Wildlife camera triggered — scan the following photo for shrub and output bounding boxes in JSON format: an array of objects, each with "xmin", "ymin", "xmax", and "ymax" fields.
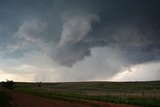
[{"xmin": 1, "ymin": 80, "xmax": 15, "ymax": 89}]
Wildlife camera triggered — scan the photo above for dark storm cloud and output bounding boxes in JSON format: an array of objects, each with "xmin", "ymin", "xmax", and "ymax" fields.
[
  {"xmin": 52, "ymin": 0, "xmax": 160, "ymax": 66},
  {"xmin": 0, "ymin": 0, "xmax": 160, "ymax": 67}
]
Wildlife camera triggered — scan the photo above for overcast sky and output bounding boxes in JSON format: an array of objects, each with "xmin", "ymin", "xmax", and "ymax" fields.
[{"xmin": 0, "ymin": 0, "xmax": 160, "ymax": 82}]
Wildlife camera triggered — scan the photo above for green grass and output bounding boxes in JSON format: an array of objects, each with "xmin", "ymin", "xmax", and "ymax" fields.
[
  {"xmin": 0, "ymin": 90, "xmax": 11, "ymax": 107},
  {"xmin": 14, "ymin": 81, "xmax": 160, "ymax": 107}
]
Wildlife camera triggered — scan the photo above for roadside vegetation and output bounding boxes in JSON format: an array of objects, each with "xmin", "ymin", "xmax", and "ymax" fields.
[
  {"xmin": 1, "ymin": 80, "xmax": 15, "ymax": 89},
  {"xmin": 0, "ymin": 80, "xmax": 15, "ymax": 107},
  {"xmin": 14, "ymin": 81, "xmax": 160, "ymax": 107},
  {"xmin": 0, "ymin": 90, "xmax": 11, "ymax": 107}
]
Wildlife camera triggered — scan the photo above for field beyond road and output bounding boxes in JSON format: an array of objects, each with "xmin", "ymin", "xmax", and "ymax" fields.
[
  {"xmin": 1, "ymin": 89, "xmax": 141, "ymax": 107},
  {"xmin": 1, "ymin": 81, "xmax": 160, "ymax": 107}
]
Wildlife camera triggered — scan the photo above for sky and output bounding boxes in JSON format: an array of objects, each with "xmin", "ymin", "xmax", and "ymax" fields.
[{"xmin": 0, "ymin": 0, "xmax": 160, "ymax": 82}]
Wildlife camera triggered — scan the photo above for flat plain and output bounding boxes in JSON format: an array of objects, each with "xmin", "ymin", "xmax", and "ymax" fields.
[{"xmin": 0, "ymin": 81, "xmax": 160, "ymax": 107}]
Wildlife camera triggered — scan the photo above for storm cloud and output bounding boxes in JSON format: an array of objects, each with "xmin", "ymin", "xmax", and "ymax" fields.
[{"xmin": 0, "ymin": 0, "xmax": 160, "ymax": 81}]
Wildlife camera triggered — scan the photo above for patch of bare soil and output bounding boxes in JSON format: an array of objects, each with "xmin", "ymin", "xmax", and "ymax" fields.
[{"xmin": 2, "ymin": 90, "xmax": 140, "ymax": 107}]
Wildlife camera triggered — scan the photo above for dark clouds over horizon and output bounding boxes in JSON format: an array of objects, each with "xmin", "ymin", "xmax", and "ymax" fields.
[{"xmin": 0, "ymin": 0, "xmax": 160, "ymax": 81}]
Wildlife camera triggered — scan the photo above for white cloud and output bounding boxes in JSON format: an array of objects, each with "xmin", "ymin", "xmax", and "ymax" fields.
[
  {"xmin": 15, "ymin": 19, "xmax": 47, "ymax": 45},
  {"xmin": 0, "ymin": 70, "xmax": 35, "ymax": 82},
  {"xmin": 58, "ymin": 13, "xmax": 100, "ymax": 46},
  {"xmin": 0, "ymin": 47, "xmax": 126, "ymax": 82},
  {"xmin": 111, "ymin": 62, "xmax": 160, "ymax": 81},
  {"xmin": 1, "ymin": 45, "xmax": 159, "ymax": 82},
  {"xmin": 34, "ymin": 47, "xmax": 127, "ymax": 82}
]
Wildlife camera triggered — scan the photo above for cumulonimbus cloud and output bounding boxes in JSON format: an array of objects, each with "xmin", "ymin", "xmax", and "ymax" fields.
[
  {"xmin": 16, "ymin": 19, "xmax": 47, "ymax": 43},
  {"xmin": 52, "ymin": 12, "xmax": 100, "ymax": 67},
  {"xmin": 0, "ymin": 0, "xmax": 160, "ymax": 82},
  {"xmin": 58, "ymin": 13, "xmax": 100, "ymax": 47}
]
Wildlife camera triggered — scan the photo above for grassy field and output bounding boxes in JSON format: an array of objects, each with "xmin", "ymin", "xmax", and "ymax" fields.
[
  {"xmin": 0, "ymin": 90, "xmax": 11, "ymax": 107},
  {"xmin": 13, "ymin": 81, "xmax": 160, "ymax": 107}
]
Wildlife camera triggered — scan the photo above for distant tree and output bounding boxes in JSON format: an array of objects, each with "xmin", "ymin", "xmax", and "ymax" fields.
[
  {"xmin": 1, "ymin": 80, "xmax": 15, "ymax": 89},
  {"xmin": 37, "ymin": 82, "xmax": 42, "ymax": 87}
]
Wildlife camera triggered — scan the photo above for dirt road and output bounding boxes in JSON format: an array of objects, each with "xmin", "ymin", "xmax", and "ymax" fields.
[{"xmin": 2, "ymin": 90, "xmax": 140, "ymax": 107}]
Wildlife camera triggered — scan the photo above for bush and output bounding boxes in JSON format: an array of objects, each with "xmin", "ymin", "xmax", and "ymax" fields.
[{"xmin": 1, "ymin": 80, "xmax": 15, "ymax": 89}]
